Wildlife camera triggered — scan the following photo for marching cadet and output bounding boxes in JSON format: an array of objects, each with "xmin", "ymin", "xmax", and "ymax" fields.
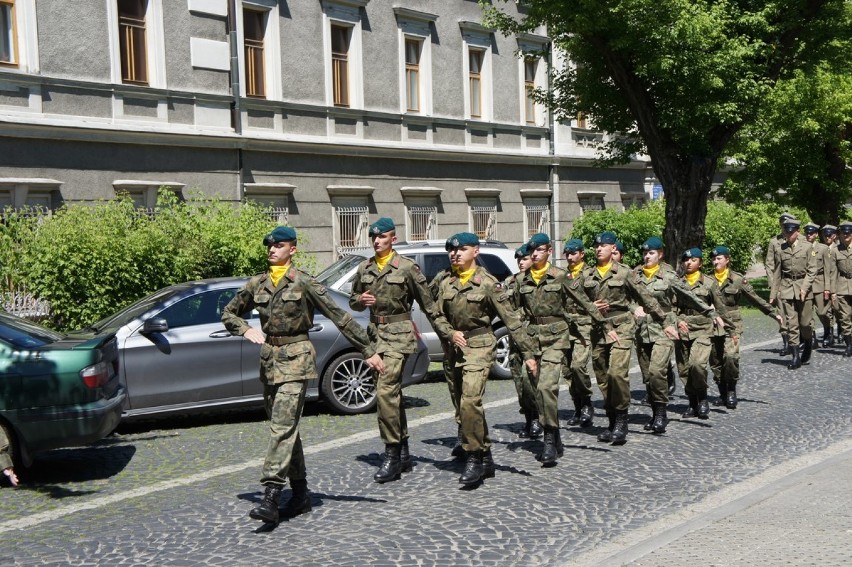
[
  {"xmin": 222, "ymin": 226, "xmax": 384, "ymax": 524},
  {"xmin": 821, "ymin": 224, "xmax": 840, "ymax": 345},
  {"xmin": 830, "ymin": 221, "xmax": 852, "ymax": 357},
  {"xmin": 708, "ymin": 246, "xmax": 783, "ymax": 409},
  {"xmin": 632, "ymin": 237, "xmax": 715, "ymax": 434},
  {"xmin": 512, "ymin": 233, "xmax": 618, "ymax": 464},
  {"xmin": 613, "ymin": 240, "xmax": 626, "ymax": 264},
  {"xmin": 766, "ymin": 213, "xmax": 795, "ymax": 355},
  {"xmin": 350, "ymin": 218, "xmax": 455, "ymax": 483},
  {"xmin": 562, "ymin": 238, "xmax": 596, "ymax": 428},
  {"xmin": 804, "ymin": 223, "xmax": 836, "ymax": 348},
  {"xmin": 582, "ymin": 231, "xmax": 675, "ymax": 445},
  {"xmin": 769, "ymin": 218, "xmax": 818, "ymax": 369},
  {"xmin": 505, "ymin": 244, "xmax": 542, "ymax": 439},
  {"xmin": 435, "ymin": 233, "xmax": 538, "ymax": 485}
]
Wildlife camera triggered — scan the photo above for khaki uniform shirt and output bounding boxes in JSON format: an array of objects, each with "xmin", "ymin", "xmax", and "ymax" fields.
[
  {"xmin": 710, "ymin": 271, "xmax": 776, "ymax": 335},
  {"xmin": 809, "ymin": 241, "xmax": 834, "ymax": 294},
  {"xmin": 771, "ymin": 234, "xmax": 818, "ymax": 301},
  {"xmin": 632, "ymin": 266, "xmax": 715, "ymax": 344},
  {"xmin": 765, "ymin": 233, "xmax": 785, "ymax": 293},
  {"xmin": 222, "ymin": 266, "xmax": 373, "ymax": 384},
  {"xmin": 350, "ymin": 251, "xmax": 454, "ymax": 354},
  {"xmin": 832, "ymin": 243, "xmax": 852, "ymax": 296}
]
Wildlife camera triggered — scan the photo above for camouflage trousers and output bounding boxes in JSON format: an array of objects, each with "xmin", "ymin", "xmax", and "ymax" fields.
[
  {"xmin": 591, "ymin": 336, "xmax": 635, "ymax": 413},
  {"xmin": 376, "ymin": 352, "xmax": 410, "ymax": 445},
  {"xmin": 710, "ymin": 334, "xmax": 740, "ymax": 385},
  {"xmin": 509, "ymin": 343, "xmax": 537, "ymax": 417},
  {"xmin": 448, "ymin": 343, "xmax": 494, "ymax": 452},
  {"xmin": 261, "ymin": 380, "xmax": 307, "ymax": 486},
  {"xmin": 441, "ymin": 342, "xmax": 460, "ymax": 425},
  {"xmin": 675, "ymin": 336, "xmax": 712, "ymax": 398},
  {"xmin": 567, "ymin": 330, "xmax": 594, "ymax": 404},
  {"xmin": 636, "ymin": 338, "xmax": 674, "ymax": 405},
  {"xmin": 534, "ymin": 346, "xmax": 567, "ymax": 429}
]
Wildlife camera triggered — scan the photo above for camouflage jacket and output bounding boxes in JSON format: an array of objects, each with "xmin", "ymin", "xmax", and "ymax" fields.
[
  {"xmin": 709, "ymin": 270, "xmax": 776, "ymax": 335},
  {"xmin": 222, "ymin": 266, "xmax": 373, "ymax": 384},
  {"xmin": 676, "ymin": 273, "xmax": 728, "ymax": 339},
  {"xmin": 631, "ymin": 265, "xmax": 713, "ymax": 344},
  {"xmin": 350, "ymin": 251, "xmax": 454, "ymax": 354}
]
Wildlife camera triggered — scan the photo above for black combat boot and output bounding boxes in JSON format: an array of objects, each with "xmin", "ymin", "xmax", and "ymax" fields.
[
  {"xmin": 801, "ymin": 338, "xmax": 813, "ymax": 364},
  {"xmin": 540, "ymin": 428, "xmax": 559, "ymax": 465},
  {"xmin": 823, "ymin": 326, "xmax": 835, "ymax": 348},
  {"xmin": 250, "ymin": 484, "xmax": 282, "ymax": 523},
  {"xmin": 374, "ymin": 444, "xmax": 402, "ymax": 483},
  {"xmin": 399, "ymin": 438, "xmax": 412, "ymax": 473},
  {"xmin": 651, "ymin": 403, "xmax": 668, "ymax": 434},
  {"xmin": 725, "ymin": 382, "xmax": 738, "ymax": 409},
  {"xmin": 579, "ymin": 398, "xmax": 594, "ymax": 428},
  {"xmin": 482, "ymin": 449, "xmax": 496, "ymax": 479},
  {"xmin": 779, "ymin": 333, "xmax": 790, "ymax": 356},
  {"xmin": 519, "ymin": 412, "xmax": 533, "ymax": 437},
  {"xmin": 714, "ymin": 380, "xmax": 728, "ymax": 406},
  {"xmin": 597, "ymin": 412, "xmax": 615, "ymax": 442},
  {"xmin": 555, "ymin": 427, "xmax": 564, "ymax": 457},
  {"xmin": 566, "ymin": 398, "xmax": 582, "ymax": 426},
  {"xmin": 696, "ymin": 395, "xmax": 710, "ymax": 419},
  {"xmin": 844, "ymin": 335, "xmax": 852, "ymax": 357},
  {"xmin": 459, "ymin": 450, "xmax": 484, "ymax": 485},
  {"xmin": 610, "ymin": 411, "xmax": 628, "ymax": 445},
  {"xmin": 682, "ymin": 396, "xmax": 698, "ymax": 418},
  {"xmin": 281, "ymin": 479, "xmax": 312, "ymax": 518},
  {"xmin": 667, "ymin": 363, "xmax": 678, "ymax": 396},
  {"xmin": 451, "ymin": 425, "xmax": 465, "ymax": 458},
  {"xmin": 787, "ymin": 345, "xmax": 802, "ymax": 369},
  {"xmin": 643, "ymin": 408, "xmax": 655, "ymax": 431},
  {"xmin": 529, "ymin": 410, "xmax": 543, "ymax": 438}
]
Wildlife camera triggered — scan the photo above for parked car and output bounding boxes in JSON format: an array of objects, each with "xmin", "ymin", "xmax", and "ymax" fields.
[
  {"xmin": 0, "ymin": 310, "xmax": 125, "ymax": 468},
  {"xmin": 72, "ymin": 278, "xmax": 429, "ymax": 420},
  {"xmin": 314, "ymin": 240, "xmax": 520, "ymax": 378}
]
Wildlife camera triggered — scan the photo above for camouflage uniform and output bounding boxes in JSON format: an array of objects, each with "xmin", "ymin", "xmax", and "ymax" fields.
[
  {"xmin": 564, "ymin": 266, "xmax": 595, "ymax": 425},
  {"xmin": 503, "ymin": 270, "xmax": 539, "ymax": 427},
  {"xmin": 429, "ymin": 267, "xmax": 459, "ymax": 428},
  {"xmin": 222, "ymin": 265, "xmax": 373, "ymax": 487}
]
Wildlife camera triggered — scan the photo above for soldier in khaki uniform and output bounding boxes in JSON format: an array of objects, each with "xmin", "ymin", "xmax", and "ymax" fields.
[
  {"xmin": 708, "ymin": 246, "xmax": 782, "ymax": 408},
  {"xmin": 822, "ymin": 224, "xmax": 840, "ymax": 343},
  {"xmin": 770, "ymin": 218, "xmax": 818, "ymax": 369},
  {"xmin": 1, "ymin": 427, "xmax": 19, "ymax": 487},
  {"xmin": 562, "ymin": 238, "xmax": 595, "ymax": 428},
  {"xmin": 511, "ymin": 232, "xmax": 618, "ymax": 465},
  {"xmin": 766, "ymin": 213, "xmax": 794, "ymax": 355},
  {"xmin": 435, "ymin": 232, "xmax": 538, "ymax": 485},
  {"xmin": 350, "ymin": 218, "xmax": 455, "ymax": 483},
  {"xmin": 505, "ymin": 244, "xmax": 542, "ymax": 439},
  {"xmin": 805, "ymin": 223, "xmax": 836, "ymax": 347},
  {"xmin": 222, "ymin": 226, "xmax": 383, "ymax": 524},
  {"xmin": 830, "ymin": 222, "xmax": 852, "ymax": 356},
  {"xmin": 582, "ymin": 231, "xmax": 675, "ymax": 445}
]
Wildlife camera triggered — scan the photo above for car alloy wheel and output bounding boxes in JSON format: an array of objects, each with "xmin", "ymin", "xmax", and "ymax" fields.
[
  {"xmin": 491, "ymin": 326, "xmax": 512, "ymax": 379},
  {"xmin": 321, "ymin": 352, "xmax": 378, "ymax": 415}
]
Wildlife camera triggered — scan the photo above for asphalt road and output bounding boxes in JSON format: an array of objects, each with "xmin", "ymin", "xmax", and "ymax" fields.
[{"xmin": 1, "ymin": 310, "xmax": 850, "ymax": 566}]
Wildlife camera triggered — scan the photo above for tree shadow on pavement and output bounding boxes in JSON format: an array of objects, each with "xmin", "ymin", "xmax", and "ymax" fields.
[{"xmin": 17, "ymin": 445, "xmax": 137, "ymax": 496}]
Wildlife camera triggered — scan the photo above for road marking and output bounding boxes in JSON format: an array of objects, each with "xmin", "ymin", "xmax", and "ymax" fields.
[{"xmin": 0, "ymin": 336, "xmax": 782, "ymax": 534}]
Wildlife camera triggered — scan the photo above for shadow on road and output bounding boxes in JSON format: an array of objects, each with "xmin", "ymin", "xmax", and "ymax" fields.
[{"xmin": 17, "ymin": 444, "xmax": 137, "ymax": 494}]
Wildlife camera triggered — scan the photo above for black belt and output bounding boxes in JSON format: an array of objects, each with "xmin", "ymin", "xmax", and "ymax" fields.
[
  {"xmin": 370, "ymin": 313, "xmax": 410, "ymax": 324},
  {"xmin": 782, "ymin": 272, "xmax": 805, "ymax": 279},
  {"xmin": 530, "ymin": 316, "xmax": 563, "ymax": 325},
  {"xmin": 462, "ymin": 326, "xmax": 492, "ymax": 338},
  {"xmin": 266, "ymin": 334, "xmax": 309, "ymax": 346}
]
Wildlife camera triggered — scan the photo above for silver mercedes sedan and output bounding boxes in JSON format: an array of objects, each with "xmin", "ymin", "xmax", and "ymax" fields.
[{"xmin": 78, "ymin": 278, "xmax": 430, "ymax": 419}]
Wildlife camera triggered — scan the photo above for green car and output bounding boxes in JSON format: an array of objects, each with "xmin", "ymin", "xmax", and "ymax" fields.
[{"xmin": 0, "ymin": 310, "xmax": 125, "ymax": 468}]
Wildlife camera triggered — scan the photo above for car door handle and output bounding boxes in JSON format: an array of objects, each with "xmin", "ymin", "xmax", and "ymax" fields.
[
  {"xmin": 310, "ymin": 324, "xmax": 323, "ymax": 332},
  {"xmin": 209, "ymin": 330, "xmax": 233, "ymax": 338}
]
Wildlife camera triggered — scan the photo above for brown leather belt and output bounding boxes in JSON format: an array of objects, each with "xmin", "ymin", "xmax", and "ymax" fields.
[
  {"xmin": 530, "ymin": 315, "xmax": 563, "ymax": 325},
  {"xmin": 463, "ymin": 327, "xmax": 492, "ymax": 338},
  {"xmin": 266, "ymin": 334, "xmax": 309, "ymax": 346},
  {"xmin": 370, "ymin": 313, "xmax": 410, "ymax": 324}
]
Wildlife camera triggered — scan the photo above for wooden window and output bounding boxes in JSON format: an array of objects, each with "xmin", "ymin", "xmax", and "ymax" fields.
[
  {"xmin": 243, "ymin": 8, "xmax": 266, "ymax": 98},
  {"xmin": 331, "ymin": 24, "xmax": 350, "ymax": 107},
  {"xmin": 118, "ymin": 0, "xmax": 148, "ymax": 84},
  {"xmin": 576, "ymin": 112, "xmax": 587, "ymax": 129},
  {"xmin": 469, "ymin": 48, "xmax": 484, "ymax": 118},
  {"xmin": 405, "ymin": 38, "xmax": 421, "ymax": 112},
  {"xmin": 0, "ymin": 0, "xmax": 17, "ymax": 66},
  {"xmin": 524, "ymin": 58, "xmax": 537, "ymax": 124}
]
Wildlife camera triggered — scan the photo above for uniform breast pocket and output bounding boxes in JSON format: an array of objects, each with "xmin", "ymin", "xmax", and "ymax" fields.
[
  {"xmin": 253, "ymin": 292, "xmax": 272, "ymax": 306},
  {"xmin": 360, "ymin": 274, "xmax": 376, "ymax": 285},
  {"xmin": 543, "ymin": 284, "xmax": 562, "ymax": 293},
  {"xmin": 281, "ymin": 291, "xmax": 303, "ymax": 316},
  {"xmin": 607, "ymin": 279, "xmax": 625, "ymax": 289},
  {"xmin": 386, "ymin": 274, "xmax": 407, "ymax": 286}
]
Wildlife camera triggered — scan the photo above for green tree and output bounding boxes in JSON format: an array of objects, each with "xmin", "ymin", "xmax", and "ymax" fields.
[{"xmin": 485, "ymin": 0, "xmax": 850, "ymax": 265}]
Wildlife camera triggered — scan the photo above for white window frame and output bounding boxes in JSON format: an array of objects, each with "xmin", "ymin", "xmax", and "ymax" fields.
[
  {"xmin": 467, "ymin": 195, "xmax": 499, "ymax": 241},
  {"xmin": 235, "ymin": 0, "xmax": 282, "ymax": 100},
  {"xmin": 517, "ymin": 35, "xmax": 548, "ymax": 127},
  {"xmin": 394, "ymin": 7, "xmax": 435, "ymax": 116},
  {"xmin": 321, "ymin": 0, "xmax": 367, "ymax": 110},
  {"xmin": 523, "ymin": 199, "xmax": 551, "ymax": 240},
  {"xmin": 0, "ymin": 0, "xmax": 37, "ymax": 73},
  {"xmin": 405, "ymin": 201, "xmax": 438, "ymax": 242},
  {"xmin": 107, "ymin": 0, "xmax": 167, "ymax": 88},
  {"xmin": 460, "ymin": 22, "xmax": 492, "ymax": 122},
  {"xmin": 332, "ymin": 203, "xmax": 370, "ymax": 259}
]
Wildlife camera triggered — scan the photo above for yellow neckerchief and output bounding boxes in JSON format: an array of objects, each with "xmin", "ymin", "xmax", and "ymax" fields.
[
  {"xmin": 596, "ymin": 261, "xmax": 613, "ymax": 279},
  {"xmin": 374, "ymin": 250, "xmax": 393, "ymax": 272},
  {"xmin": 685, "ymin": 271, "xmax": 702, "ymax": 286},
  {"xmin": 452, "ymin": 264, "xmax": 477, "ymax": 286},
  {"xmin": 570, "ymin": 261, "xmax": 585, "ymax": 280},
  {"xmin": 269, "ymin": 263, "xmax": 290, "ymax": 287},
  {"xmin": 714, "ymin": 267, "xmax": 730, "ymax": 286},
  {"xmin": 642, "ymin": 264, "xmax": 660, "ymax": 280},
  {"xmin": 530, "ymin": 262, "xmax": 550, "ymax": 284}
]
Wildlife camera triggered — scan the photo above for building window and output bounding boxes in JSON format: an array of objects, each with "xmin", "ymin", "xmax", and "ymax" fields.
[
  {"xmin": 243, "ymin": 8, "xmax": 266, "ymax": 98},
  {"xmin": 0, "ymin": 0, "xmax": 16, "ymax": 66},
  {"xmin": 333, "ymin": 204, "xmax": 370, "ymax": 258},
  {"xmin": 243, "ymin": 183, "xmax": 294, "ymax": 224},
  {"xmin": 469, "ymin": 201, "xmax": 497, "ymax": 240},
  {"xmin": 404, "ymin": 38, "xmax": 421, "ymax": 112},
  {"xmin": 621, "ymin": 194, "xmax": 645, "ymax": 211},
  {"xmin": 524, "ymin": 201, "xmax": 550, "ymax": 239},
  {"xmin": 406, "ymin": 205, "xmax": 437, "ymax": 241},
  {"xmin": 331, "ymin": 24, "xmax": 350, "ymax": 107},
  {"xmin": 0, "ymin": 180, "xmax": 62, "ymax": 217},
  {"xmin": 576, "ymin": 112, "xmax": 587, "ymax": 129},
  {"xmin": 579, "ymin": 195, "xmax": 605, "ymax": 213},
  {"xmin": 524, "ymin": 58, "xmax": 537, "ymax": 124},
  {"xmin": 118, "ymin": 0, "xmax": 148, "ymax": 85},
  {"xmin": 113, "ymin": 181, "xmax": 185, "ymax": 218},
  {"xmin": 469, "ymin": 48, "xmax": 484, "ymax": 119}
]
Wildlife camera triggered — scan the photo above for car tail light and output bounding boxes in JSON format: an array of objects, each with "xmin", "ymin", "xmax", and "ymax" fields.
[
  {"xmin": 412, "ymin": 321, "xmax": 422, "ymax": 341},
  {"xmin": 81, "ymin": 361, "xmax": 111, "ymax": 389}
]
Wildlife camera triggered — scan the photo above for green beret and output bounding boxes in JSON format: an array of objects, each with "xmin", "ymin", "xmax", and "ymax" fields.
[
  {"xmin": 710, "ymin": 245, "xmax": 730, "ymax": 257},
  {"xmin": 369, "ymin": 217, "xmax": 396, "ymax": 236},
  {"xmin": 681, "ymin": 247, "xmax": 702, "ymax": 260},
  {"xmin": 594, "ymin": 231, "xmax": 617, "ymax": 245},
  {"xmin": 563, "ymin": 238, "xmax": 584, "ymax": 253},
  {"xmin": 839, "ymin": 221, "xmax": 852, "ymax": 234},
  {"xmin": 448, "ymin": 232, "xmax": 479, "ymax": 248},
  {"xmin": 444, "ymin": 234, "xmax": 457, "ymax": 251},
  {"xmin": 803, "ymin": 222, "xmax": 820, "ymax": 233},
  {"xmin": 527, "ymin": 232, "xmax": 551, "ymax": 248},
  {"xmin": 641, "ymin": 236, "xmax": 664, "ymax": 251},
  {"xmin": 515, "ymin": 244, "xmax": 530, "ymax": 258},
  {"xmin": 615, "ymin": 240, "xmax": 625, "ymax": 253},
  {"xmin": 263, "ymin": 226, "xmax": 297, "ymax": 246}
]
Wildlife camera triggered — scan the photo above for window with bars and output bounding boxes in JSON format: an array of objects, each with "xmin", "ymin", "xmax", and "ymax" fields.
[
  {"xmin": 0, "ymin": 0, "xmax": 16, "ymax": 66},
  {"xmin": 333, "ymin": 205, "xmax": 370, "ymax": 258},
  {"xmin": 118, "ymin": 0, "xmax": 148, "ymax": 85},
  {"xmin": 331, "ymin": 24, "xmax": 350, "ymax": 107},
  {"xmin": 407, "ymin": 205, "xmax": 436, "ymax": 241},
  {"xmin": 524, "ymin": 203, "xmax": 550, "ymax": 239},
  {"xmin": 405, "ymin": 38, "xmax": 421, "ymax": 112},
  {"xmin": 245, "ymin": 194, "xmax": 288, "ymax": 224},
  {"xmin": 243, "ymin": 8, "xmax": 266, "ymax": 98},
  {"xmin": 469, "ymin": 204, "xmax": 497, "ymax": 240},
  {"xmin": 524, "ymin": 58, "xmax": 537, "ymax": 124},
  {"xmin": 469, "ymin": 48, "xmax": 484, "ymax": 118},
  {"xmin": 621, "ymin": 195, "xmax": 645, "ymax": 211},
  {"xmin": 579, "ymin": 196, "xmax": 605, "ymax": 213}
]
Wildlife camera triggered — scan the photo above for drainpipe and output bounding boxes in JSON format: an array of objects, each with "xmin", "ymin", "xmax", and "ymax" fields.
[
  {"xmin": 228, "ymin": 0, "xmax": 244, "ymax": 200},
  {"xmin": 545, "ymin": 41, "xmax": 560, "ymax": 261}
]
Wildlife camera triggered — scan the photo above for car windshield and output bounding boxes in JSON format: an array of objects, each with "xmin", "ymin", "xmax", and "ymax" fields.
[
  {"xmin": 85, "ymin": 286, "xmax": 189, "ymax": 331},
  {"xmin": 0, "ymin": 311, "xmax": 62, "ymax": 348},
  {"xmin": 315, "ymin": 255, "xmax": 365, "ymax": 286}
]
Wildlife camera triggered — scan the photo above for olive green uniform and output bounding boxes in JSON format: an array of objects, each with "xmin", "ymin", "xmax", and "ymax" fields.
[
  {"xmin": 222, "ymin": 266, "xmax": 373, "ymax": 487},
  {"xmin": 436, "ymin": 266, "xmax": 535, "ymax": 452},
  {"xmin": 770, "ymin": 234, "xmax": 818, "ymax": 347},
  {"xmin": 504, "ymin": 271, "xmax": 538, "ymax": 419},
  {"xmin": 809, "ymin": 240, "xmax": 835, "ymax": 340},
  {"xmin": 831, "ymin": 242, "xmax": 852, "ymax": 337},
  {"xmin": 0, "ymin": 427, "xmax": 13, "ymax": 471},
  {"xmin": 565, "ymin": 268, "xmax": 595, "ymax": 413},
  {"xmin": 350, "ymin": 251, "xmax": 454, "ymax": 445},
  {"xmin": 766, "ymin": 234, "xmax": 791, "ymax": 337},
  {"xmin": 429, "ymin": 269, "xmax": 459, "ymax": 425}
]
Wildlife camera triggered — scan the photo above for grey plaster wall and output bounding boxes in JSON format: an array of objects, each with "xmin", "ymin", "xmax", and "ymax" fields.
[
  {"xmin": 37, "ymin": 1, "xmax": 111, "ymax": 81},
  {"xmin": 164, "ymin": 4, "xmax": 230, "ymax": 94},
  {"xmin": 42, "ymin": 87, "xmax": 112, "ymax": 118},
  {"xmin": 361, "ymin": 4, "xmax": 399, "ymax": 113},
  {"xmin": 279, "ymin": 1, "xmax": 325, "ymax": 104}
]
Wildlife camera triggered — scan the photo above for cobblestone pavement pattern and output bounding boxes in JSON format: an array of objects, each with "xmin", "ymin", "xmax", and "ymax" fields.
[{"xmin": 0, "ymin": 311, "xmax": 849, "ymax": 566}]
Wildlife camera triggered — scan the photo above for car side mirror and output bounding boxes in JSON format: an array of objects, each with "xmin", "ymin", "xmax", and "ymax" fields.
[{"xmin": 142, "ymin": 317, "xmax": 169, "ymax": 334}]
